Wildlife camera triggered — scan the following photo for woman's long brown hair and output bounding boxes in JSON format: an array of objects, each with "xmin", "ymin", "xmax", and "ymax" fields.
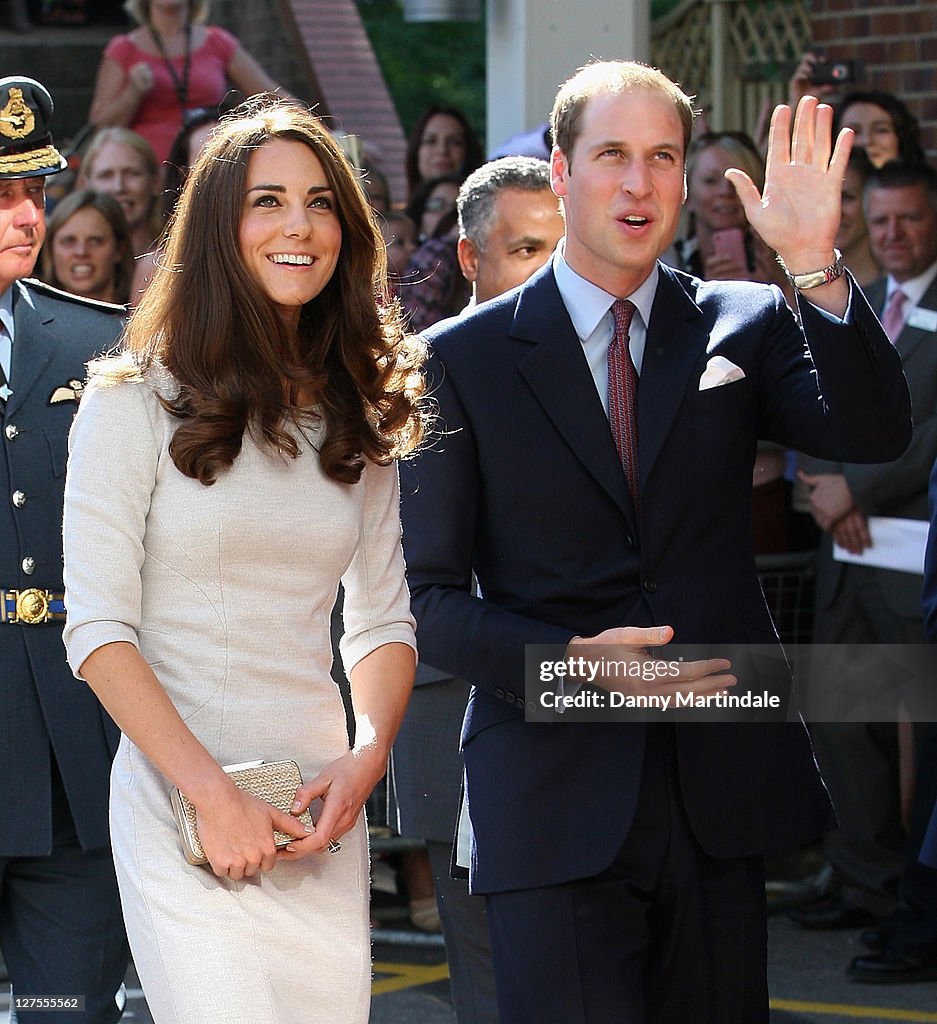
[{"xmin": 104, "ymin": 96, "xmax": 425, "ymax": 486}]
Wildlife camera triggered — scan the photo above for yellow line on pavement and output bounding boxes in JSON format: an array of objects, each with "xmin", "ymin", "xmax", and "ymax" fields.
[
  {"xmin": 771, "ymin": 998, "xmax": 937, "ymax": 1021},
  {"xmin": 372, "ymin": 960, "xmax": 450, "ymax": 995},
  {"xmin": 372, "ymin": 969, "xmax": 937, "ymax": 1018}
]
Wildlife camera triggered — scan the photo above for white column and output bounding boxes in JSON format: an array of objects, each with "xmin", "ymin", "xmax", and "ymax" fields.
[{"xmin": 486, "ymin": 0, "xmax": 651, "ymax": 156}]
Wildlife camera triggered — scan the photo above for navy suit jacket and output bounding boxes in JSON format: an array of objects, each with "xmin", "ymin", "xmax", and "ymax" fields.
[
  {"xmin": 919, "ymin": 455, "xmax": 937, "ymax": 868},
  {"xmin": 401, "ymin": 261, "xmax": 911, "ymax": 895},
  {"xmin": 0, "ymin": 279, "xmax": 124, "ymax": 856}
]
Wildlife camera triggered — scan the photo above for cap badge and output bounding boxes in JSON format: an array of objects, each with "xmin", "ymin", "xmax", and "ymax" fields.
[{"xmin": 0, "ymin": 88, "xmax": 35, "ymax": 141}]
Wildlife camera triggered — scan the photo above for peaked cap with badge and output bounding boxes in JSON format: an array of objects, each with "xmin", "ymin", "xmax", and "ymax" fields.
[{"xmin": 0, "ymin": 75, "xmax": 68, "ymax": 179}]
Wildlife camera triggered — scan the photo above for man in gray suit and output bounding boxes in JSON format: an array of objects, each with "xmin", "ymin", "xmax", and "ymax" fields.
[
  {"xmin": 795, "ymin": 160, "xmax": 937, "ymax": 930},
  {"xmin": 388, "ymin": 156, "xmax": 564, "ymax": 1024},
  {"xmin": 0, "ymin": 77, "xmax": 127, "ymax": 1022}
]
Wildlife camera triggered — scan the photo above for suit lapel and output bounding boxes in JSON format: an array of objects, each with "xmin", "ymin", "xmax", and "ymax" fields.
[
  {"xmin": 8, "ymin": 282, "xmax": 57, "ymax": 418},
  {"xmin": 510, "ymin": 265, "xmax": 634, "ymax": 524},
  {"xmin": 637, "ymin": 266, "xmax": 709, "ymax": 485}
]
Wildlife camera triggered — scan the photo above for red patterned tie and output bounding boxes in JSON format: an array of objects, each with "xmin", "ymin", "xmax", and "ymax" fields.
[{"xmin": 607, "ymin": 298, "xmax": 639, "ymax": 507}]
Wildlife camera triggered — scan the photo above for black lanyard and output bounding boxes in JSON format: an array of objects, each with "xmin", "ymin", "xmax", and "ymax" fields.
[{"xmin": 148, "ymin": 20, "xmax": 192, "ymax": 114}]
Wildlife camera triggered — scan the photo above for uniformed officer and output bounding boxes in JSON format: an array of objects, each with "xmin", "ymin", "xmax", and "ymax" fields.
[{"xmin": 0, "ymin": 77, "xmax": 128, "ymax": 1023}]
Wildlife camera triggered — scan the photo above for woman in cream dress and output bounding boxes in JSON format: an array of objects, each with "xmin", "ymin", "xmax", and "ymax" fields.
[{"xmin": 63, "ymin": 98, "xmax": 424, "ymax": 1023}]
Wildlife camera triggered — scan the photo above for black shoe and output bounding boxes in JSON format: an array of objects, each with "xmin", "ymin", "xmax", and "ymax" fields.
[
  {"xmin": 849, "ymin": 949, "xmax": 937, "ymax": 984},
  {"xmin": 788, "ymin": 894, "xmax": 880, "ymax": 930}
]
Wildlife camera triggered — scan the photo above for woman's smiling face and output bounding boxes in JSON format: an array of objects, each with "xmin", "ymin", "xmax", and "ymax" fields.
[{"xmin": 238, "ymin": 138, "xmax": 342, "ymax": 327}]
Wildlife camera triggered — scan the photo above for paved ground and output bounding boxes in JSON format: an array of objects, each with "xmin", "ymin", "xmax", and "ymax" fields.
[{"xmin": 3, "ymin": 912, "xmax": 937, "ymax": 1023}]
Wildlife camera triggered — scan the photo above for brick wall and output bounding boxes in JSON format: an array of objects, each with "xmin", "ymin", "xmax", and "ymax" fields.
[{"xmin": 808, "ymin": 0, "xmax": 937, "ymax": 160}]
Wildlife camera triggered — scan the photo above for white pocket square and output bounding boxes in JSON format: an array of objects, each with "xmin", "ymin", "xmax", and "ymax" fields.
[{"xmin": 698, "ymin": 356, "xmax": 746, "ymax": 391}]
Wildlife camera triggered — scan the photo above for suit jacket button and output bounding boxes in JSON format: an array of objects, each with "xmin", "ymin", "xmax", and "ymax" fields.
[
  {"xmin": 643, "ymin": 578, "xmax": 657, "ymax": 593},
  {"xmin": 4, "ymin": 423, "xmax": 18, "ymax": 440},
  {"xmin": 22, "ymin": 556, "xmax": 35, "ymax": 575},
  {"xmin": 12, "ymin": 489, "xmax": 26, "ymax": 508},
  {"xmin": 496, "ymin": 687, "xmax": 506, "ymax": 700}
]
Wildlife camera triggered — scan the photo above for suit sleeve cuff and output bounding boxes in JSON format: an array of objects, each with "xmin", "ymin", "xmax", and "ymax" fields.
[{"xmin": 803, "ymin": 276, "xmax": 854, "ymax": 326}]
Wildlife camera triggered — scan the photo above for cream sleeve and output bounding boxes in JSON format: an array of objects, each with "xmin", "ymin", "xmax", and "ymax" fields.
[
  {"xmin": 63, "ymin": 377, "xmax": 161, "ymax": 679},
  {"xmin": 338, "ymin": 458, "xmax": 418, "ymax": 677}
]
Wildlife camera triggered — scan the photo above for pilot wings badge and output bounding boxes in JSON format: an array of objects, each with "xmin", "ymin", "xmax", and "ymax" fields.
[{"xmin": 49, "ymin": 378, "xmax": 85, "ymax": 406}]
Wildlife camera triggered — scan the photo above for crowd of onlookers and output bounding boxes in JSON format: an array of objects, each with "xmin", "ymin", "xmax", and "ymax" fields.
[{"xmin": 19, "ymin": 3, "xmax": 937, "ymax": 1007}]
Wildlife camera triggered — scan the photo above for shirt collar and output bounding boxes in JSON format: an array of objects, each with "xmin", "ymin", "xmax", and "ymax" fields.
[
  {"xmin": 552, "ymin": 242, "xmax": 659, "ymax": 339},
  {"xmin": 887, "ymin": 260, "xmax": 937, "ymax": 310}
]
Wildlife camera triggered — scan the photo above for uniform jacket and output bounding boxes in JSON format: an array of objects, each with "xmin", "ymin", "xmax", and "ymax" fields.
[
  {"xmin": 400, "ymin": 261, "xmax": 912, "ymax": 894},
  {"xmin": 0, "ymin": 279, "xmax": 124, "ymax": 856}
]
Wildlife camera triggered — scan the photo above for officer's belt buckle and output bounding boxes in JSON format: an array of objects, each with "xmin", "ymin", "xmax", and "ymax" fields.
[{"xmin": 4, "ymin": 588, "xmax": 52, "ymax": 624}]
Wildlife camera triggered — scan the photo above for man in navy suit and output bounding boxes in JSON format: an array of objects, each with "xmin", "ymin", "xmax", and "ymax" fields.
[
  {"xmin": 795, "ymin": 161, "xmax": 937, "ymax": 932},
  {"xmin": 848, "ymin": 453, "xmax": 937, "ymax": 983},
  {"xmin": 389, "ymin": 156, "xmax": 564, "ymax": 1024},
  {"xmin": 400, "ymin": 60, "xmax": 911, "ymax": 1023},
  {"xmin": 0, "ymin": 78, "xmax": 127, "ymax": 1022}
]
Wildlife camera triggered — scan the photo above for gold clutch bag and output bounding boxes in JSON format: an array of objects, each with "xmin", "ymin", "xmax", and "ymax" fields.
[{"xmin": 170, "ymin": 758, "xmax": 333, "ymax": 867}]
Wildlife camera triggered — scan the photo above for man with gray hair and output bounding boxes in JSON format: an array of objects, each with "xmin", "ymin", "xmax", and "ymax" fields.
[
  {"xmin": 389, "ymin": 156, "xmax": 562, "ymax": 1024},
  {"xmin": 457, "ymin": 156, "xmax": 564, "ymax": 306}
]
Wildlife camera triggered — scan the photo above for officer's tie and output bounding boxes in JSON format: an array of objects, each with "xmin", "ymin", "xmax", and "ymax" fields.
[{"xmin": 0, "ymin": 322, "xmax": 11, "ymax": 403}]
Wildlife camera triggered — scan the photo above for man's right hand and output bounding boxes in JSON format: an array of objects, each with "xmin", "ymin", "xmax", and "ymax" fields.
[{"xmin": 567, "ymin": 625, "xmax": 734, "ymax": 702}]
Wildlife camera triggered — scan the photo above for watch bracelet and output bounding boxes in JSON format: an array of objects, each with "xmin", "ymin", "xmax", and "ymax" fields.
[{"xmin": 776, "ymin": 248, "xmax": 844, "ymax": 290}]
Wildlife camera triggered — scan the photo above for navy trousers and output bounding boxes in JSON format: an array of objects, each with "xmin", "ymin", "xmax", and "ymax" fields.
[
  {"xmin": 485, "ymin": 725, "xmax": 768, "ymax": 1024},
  {"xmin": 1, "ymin": 758, "xmax": 127, "ymax": 1024}
]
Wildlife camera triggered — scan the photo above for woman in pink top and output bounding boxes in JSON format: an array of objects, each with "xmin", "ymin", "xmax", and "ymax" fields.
[{"xmin": 89, "ymin": 0, "xmax": 282, "ymax": 166}]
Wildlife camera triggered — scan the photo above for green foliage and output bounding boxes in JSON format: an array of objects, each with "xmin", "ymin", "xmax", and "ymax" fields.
[
  {"xmin": 651, "ymin": 0, "xmax": 684, "ymax": 17},
  {"xmin": 355, "ymin": 0, "xmax": 486, "ymax": 140}
]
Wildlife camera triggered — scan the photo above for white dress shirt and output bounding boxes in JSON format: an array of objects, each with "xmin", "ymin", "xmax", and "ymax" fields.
[{"xmin": 552, "ymin": 244, "xmax": 657, "ymax": 415}]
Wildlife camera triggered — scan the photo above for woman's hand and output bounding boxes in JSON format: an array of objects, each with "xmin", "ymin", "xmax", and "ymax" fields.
[
  {"xmin": 701, "ymin": 249, "xmax": 750, "ymax": 282},
  {"xmin": 127, "ymin": 62, "xmax": 155, "ymax": 95},
  {"xmin": 195, "ymin": 781, "xmax": 311, "ymax": 880},
  {"xmin": 788, "ymin": 52, "xmax": 836, "ymax": 109},
  {"xmin": 278, "ymin": 744, "xmax": 388, "ymax": 859}
]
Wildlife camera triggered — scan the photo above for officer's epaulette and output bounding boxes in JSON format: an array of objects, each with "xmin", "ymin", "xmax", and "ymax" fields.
[{"xmin": 22, "ymin": 277, "xmax": 127, "ymax": 316}]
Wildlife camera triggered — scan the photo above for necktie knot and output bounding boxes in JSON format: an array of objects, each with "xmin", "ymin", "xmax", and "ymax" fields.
[{"xmin": 612, "ymin": 298, "xmax": 637, "ymax": 344}]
